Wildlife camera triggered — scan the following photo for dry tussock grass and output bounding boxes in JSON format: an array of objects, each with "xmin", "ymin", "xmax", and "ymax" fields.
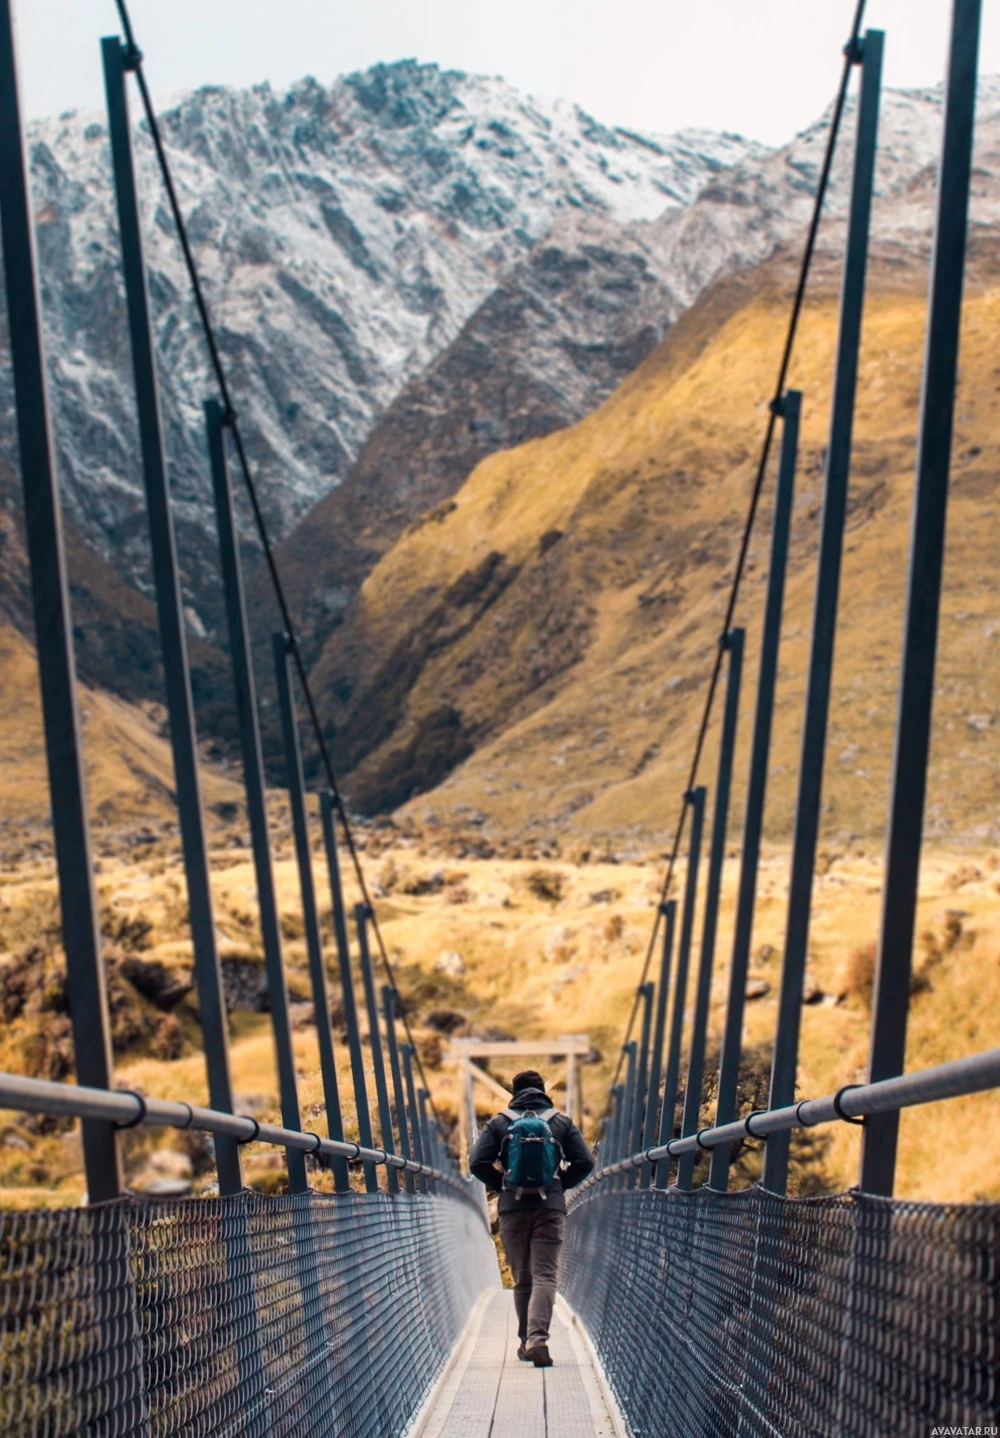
[{"xmin": 3, "ymin": 831, "xmax": 996, "ymax": 1206}]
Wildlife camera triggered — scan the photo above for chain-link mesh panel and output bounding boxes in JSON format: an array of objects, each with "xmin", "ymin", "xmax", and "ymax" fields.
[
  {"xmin": 563, "ymin": 1183, "xmax": 1000, "ymax": 1437},
  {"xmin": 0, "ymin": 1186, "xmax": 498, "ymax": 1438}
]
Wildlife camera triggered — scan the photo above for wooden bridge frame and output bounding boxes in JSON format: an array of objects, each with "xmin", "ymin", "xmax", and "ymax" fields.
[{"xmin": 449, "ymin": 1036, "xmax": 591, "ymax": 1167}]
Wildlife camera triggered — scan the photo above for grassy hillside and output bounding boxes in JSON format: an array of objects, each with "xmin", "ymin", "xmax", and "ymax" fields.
[
  {"xmin": 0, "ymin": 624, "xmax": 241, "ymax": 836},
  {"xmin": 311, "ymin": 254, "xmax": 999, "ymax": 853}
]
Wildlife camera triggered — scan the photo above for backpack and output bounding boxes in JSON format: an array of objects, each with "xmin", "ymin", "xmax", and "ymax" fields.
[{"xmin": 500, "ymin": 1107, "xmax": 562, "ymax": 1198}]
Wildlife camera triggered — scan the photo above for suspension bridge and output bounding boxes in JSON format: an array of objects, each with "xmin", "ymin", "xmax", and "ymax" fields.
[{"xmin": 0, "ymin": 0, "xmax": 997, "ymax": 1434}]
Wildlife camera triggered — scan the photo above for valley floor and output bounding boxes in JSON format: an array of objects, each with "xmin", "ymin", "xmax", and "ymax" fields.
[{"xmin": 0, "ymin": 825, "xmax": 996, "ymax": 1207}]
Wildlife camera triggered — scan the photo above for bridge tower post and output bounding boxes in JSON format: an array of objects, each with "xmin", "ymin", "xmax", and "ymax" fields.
[
  {"xmin": 678, "ymin": 629, "xmax": 744, "ymax": 1191},
  {"xmin": 655, "ymin": 786, "xmax": 706, "ymax": 1187},
  {"xmin": 710, "ymin": 393, "xmax": 799, "ymax": 1191},
  {"xmin": 468, "ymin": 1060, "xmax": 479, "ymax": 1153},
  {"xmin": 599, "ymin": 1089, "xmax": 613, "ymax": 1169},
  {"xmin": 0, "ymin": 4, "xmax": 121, "ymax": 1202},
  {"xmin": 273, "ymin": 633, "xmax": 350, "ymax": 1193},
  {"xmin": 861, "ymin": 0, "xmax": 981, "ymax": 1196},
  {"xmin": 607, "ymin": 1083, "xmax": 624, "ymax": 1171},
  {"xmin": 205, "ymin": 401, "xmax": 307, "ymax": 1192},
  {"xmin": 617, "ymin": 1044, "xmax": 637, "ymax": 1189},
  {"xmin": 383, "ymin": 986, "xmax": 417, "ymax": 1193},
  {"xmin": 640, "ymin": 900, "xmax": 676, "ymax": 1188},
  {"xmin": 355, "ymin": 905, "xmax": 400, "ymax": 1194},
  {"xmin": 101, "ymin": 37, "xmax": 243, "ymax": 1193},
  {"xmin": 764, "ymin": 30, "xmax": 884, "ymax": 1194},
  {"xmin": 319, "ymin": 791, "xmax": 379, "ymax": 1192},
  {"xmin": 418, "ymin": 1089, "xmax": 436, "ymax": 1189},
  {"xmin": 401, "ymin": 1042, "xmax": 427, "ymax": 1191},
  {"xmin": 627, "ymin": 983, "xmax": 654, "ymax": 1189}
]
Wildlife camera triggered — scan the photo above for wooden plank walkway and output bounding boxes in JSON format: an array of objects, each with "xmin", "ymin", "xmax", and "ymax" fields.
[{"xmin": 419, "ymin": 1289, "xmax": 619, "ymax": 1438}]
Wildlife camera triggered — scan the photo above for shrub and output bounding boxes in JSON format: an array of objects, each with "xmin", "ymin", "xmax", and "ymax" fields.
[
  {"xmin": 526, "ymin": 868, "xmax": 564, "ymax": 903},
  {"xmin": 425, "ymin": 1008, "xmax": 467, "ymax": 1035},
  {"xmin": 845, "ymin": 941, "xmax": 877, "ymax": 1007},
  {"xmin": 846, "ymin": 937, "xmax": 948, "ymax": 1008},
  {"xmin": 418, "ymin": 1033, "xmax": 444, "ymax": 1069},
  {"xmin": 603, "ymin": 914, "xmax": 625, "ymax": 943},
  {"xmin": 377, "ymin": 856, "xmax": 401, "ymax": 894},
  {"xmin": 100, "ymin": 908, "xmax": 154, "ymax": 952}
]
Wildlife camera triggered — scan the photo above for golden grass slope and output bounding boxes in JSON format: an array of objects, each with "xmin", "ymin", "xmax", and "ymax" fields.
[
  {"xmin": 0, "ymin": 624, "xmax": 240, "ymax": 830},
  {"xmin": 314, "ymin": 256, "xmax": 999, "ymax": 849},
  {"xmin": 359, "ymin": 840, "xmax": 1000, "ymax": 1205}
]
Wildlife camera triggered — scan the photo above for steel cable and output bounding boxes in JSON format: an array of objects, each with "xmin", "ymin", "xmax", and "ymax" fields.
[
  {"xmin": 111, "ymin": 0, "xmax": 442, "ymax": 1124},
  {"xmin": 603, "ymin": 0, "xmax": 868, "ymax": 1113}
]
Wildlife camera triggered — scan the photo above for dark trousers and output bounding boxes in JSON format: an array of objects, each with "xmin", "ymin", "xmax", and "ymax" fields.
[{"xmin": 499, "ymin": 1209, "xmax": 565, "ymax": 1347}]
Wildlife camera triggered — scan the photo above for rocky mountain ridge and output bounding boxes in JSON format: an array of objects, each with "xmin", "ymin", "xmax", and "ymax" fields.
[
  {"xmin": 294, "ymin": 62, "xmax": 1000, "ymax": 825},
  {"xmin": 261, "ymin": 74, "xmax": 1000, "ymax": 672},
  {"xmin": 251, "ymin": 206, "xmax": 691, "ymax": 653},
  {"xmin": 0, "ymin": 60, "xmax": 757, "ymax": 633},
  {"xmin": 645, "ymin": 75, "xmax": 1000, "ymax": 301}
]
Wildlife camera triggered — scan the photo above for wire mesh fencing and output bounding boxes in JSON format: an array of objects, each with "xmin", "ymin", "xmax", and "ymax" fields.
[
  {"xmin": 0, "ymin": 1185, "xmax": 498, "ymax": 1438},
  {"xmin": 563, "ymin": 1183, "xmax": 1000, "ymax": 1438}
]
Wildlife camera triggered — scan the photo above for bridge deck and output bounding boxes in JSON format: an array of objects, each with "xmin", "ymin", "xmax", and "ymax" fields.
[{"xmin": 419, "ymin": 1289, "xmax": 618, "ymax": 1438}]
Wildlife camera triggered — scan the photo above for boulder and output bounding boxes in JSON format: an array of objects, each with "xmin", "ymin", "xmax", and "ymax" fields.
[
  {"xmin": 151, "ymin": 1149, "xmax": 194, "ymax": 1181},
  {"xmin": 435, "ymin": 950, "xmax": 466, "ymax": 978},
  {"xmin": 138, "ymin": 1176, "xmax": 192, "ymax": 1198},
  {"xmin": 119, "ymin": 956, "xmax": 192, "ymax": 1011},
  {"xmin": 221, "ymin": 957, "xmax": 269, "ymax": 1012}
]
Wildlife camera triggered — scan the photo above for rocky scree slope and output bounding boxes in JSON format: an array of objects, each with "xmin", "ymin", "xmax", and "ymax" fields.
[
  {"xmin": 266, "ymin": 77, "xmax": 1000, "ymax": 670},
  {"xmin": 250, "ymin": 206, "xmax": 702, "ymax": 654},
  {"xmin": 0, "ymin": 61, "xmax": 756, "ymax": 635}
]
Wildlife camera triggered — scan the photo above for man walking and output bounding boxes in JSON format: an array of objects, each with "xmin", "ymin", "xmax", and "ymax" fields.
[{"xmin": 470, "ymin": 1069, "xmax": 594, "ymax": 1367}]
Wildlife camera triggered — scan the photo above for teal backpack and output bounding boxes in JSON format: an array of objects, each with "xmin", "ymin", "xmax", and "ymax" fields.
[{"xmin": 501, "ymin": 1107, "xmax": 562, "ymax": 1198}]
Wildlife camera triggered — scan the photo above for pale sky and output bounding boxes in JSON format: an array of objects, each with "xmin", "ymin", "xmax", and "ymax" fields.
[{"xmin": 14, "ymin": 1, "xmax": 1000, "ymax": 146}]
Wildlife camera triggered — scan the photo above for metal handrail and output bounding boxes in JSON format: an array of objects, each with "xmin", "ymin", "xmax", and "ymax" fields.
[
  {"xmin": 0, "ymin": 1071, "xmax": 477, "ymax": 1199},
  {"xmin": 576, "ymin": 1046, "xmax": 1000, "ymax": 1193}
]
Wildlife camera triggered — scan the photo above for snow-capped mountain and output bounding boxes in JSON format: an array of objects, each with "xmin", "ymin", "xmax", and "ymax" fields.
[
  {"xmin": 646, "ymin": 75, "xmax": 1000, "ymax": 307},
  {"xmin": 7, "ymin": 57, "xmax": 1000, "ymax": 646},
  {"xmin": 0, "ymin": 60, "xmax": 759, "ymax": 630},
  {"xmin": 253, "ymin": 72, "xmax": 1000, "ymax": 671}
]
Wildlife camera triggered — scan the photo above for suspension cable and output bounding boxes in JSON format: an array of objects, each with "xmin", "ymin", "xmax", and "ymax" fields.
[
  {"xmin": 111, "ymin": 0, "xmax": 442, "ymax": 1122},
  {"xmin": 602, "ymin": 0, "xmax": 869, "ymax": 1113}
]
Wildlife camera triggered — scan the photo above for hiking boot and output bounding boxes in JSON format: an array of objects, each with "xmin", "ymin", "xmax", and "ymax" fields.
[
  {"xmin": 526, "ymin": 1343, "xmax": 552, "ymax": 1368},
  {"xmin": 517, "ymin": 1342, "xmax": 531, "ymax": 1362}
]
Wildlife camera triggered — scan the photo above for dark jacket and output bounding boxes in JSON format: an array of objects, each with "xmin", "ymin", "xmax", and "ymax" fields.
[{"xmin": 469, "ymin": 1087, "xmax": 594, "ymax": 1213}]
